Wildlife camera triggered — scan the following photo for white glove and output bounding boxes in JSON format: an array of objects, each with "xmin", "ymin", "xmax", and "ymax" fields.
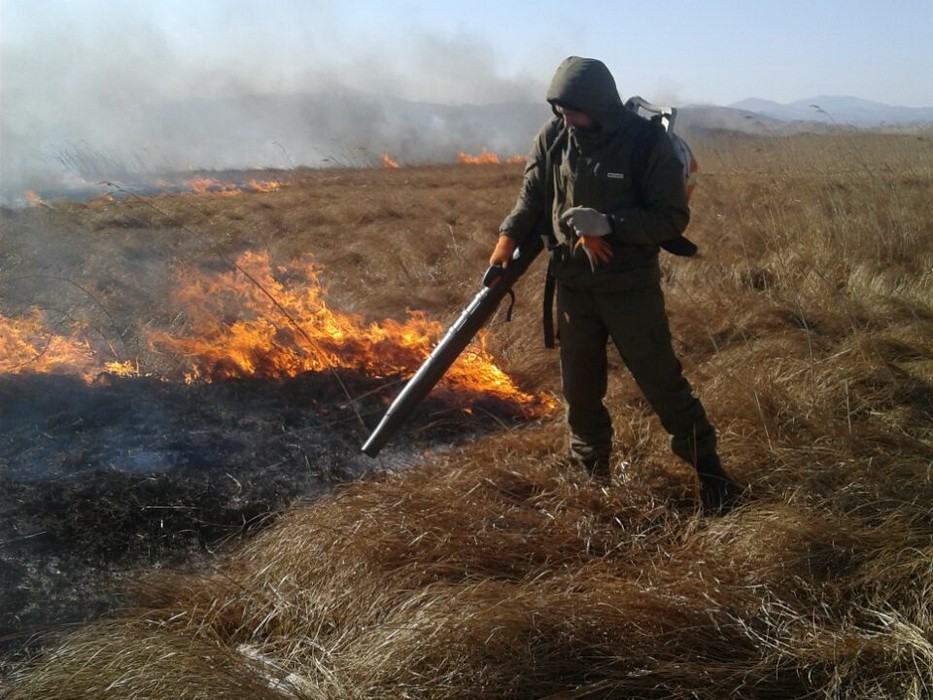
[{"xmin": 560, "ymin": 206, "xmax": 612, "ymax": 238}]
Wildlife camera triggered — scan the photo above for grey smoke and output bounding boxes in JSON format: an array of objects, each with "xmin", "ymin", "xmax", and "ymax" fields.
[{"xmin": 0, "ymin": 6, "xmax": 549, "ymax": 202}]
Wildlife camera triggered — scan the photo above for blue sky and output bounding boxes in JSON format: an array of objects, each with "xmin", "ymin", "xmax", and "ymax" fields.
[{"xmin": 3, "ymin": 0, "xmax": 932, "ymax": 107}]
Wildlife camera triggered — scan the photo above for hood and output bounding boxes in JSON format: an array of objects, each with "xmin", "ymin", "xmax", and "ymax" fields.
[{"xmin": 546, "ymin": 56, "xmax": 626, "ymax": 131}]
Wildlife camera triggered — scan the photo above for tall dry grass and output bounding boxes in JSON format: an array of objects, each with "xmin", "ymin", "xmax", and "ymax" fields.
[{"xmin": 4, "ymin": 131, "xmax": 932, "ymax": 698}]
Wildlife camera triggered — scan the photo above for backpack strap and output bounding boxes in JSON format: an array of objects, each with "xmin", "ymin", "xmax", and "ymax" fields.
[
  {"xmin": 542, "ymin": 266, "xmax": 557, "ymax": 348},
  {"xmin": 541, "ymin": 125, "xmax": 567, "ymax": 349},
  {"xmin": 629, "ymin": 116, "xmax": 664, "ymax": 195}
]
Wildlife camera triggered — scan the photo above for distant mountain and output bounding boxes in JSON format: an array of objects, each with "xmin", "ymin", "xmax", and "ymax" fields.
[
  {"xmin": 673, "ymin": 105, "xmax": 821, "ymax": 139},
  {"xmin": 728, "ymin": 96, "xmax": 933, "ymax": 127}
]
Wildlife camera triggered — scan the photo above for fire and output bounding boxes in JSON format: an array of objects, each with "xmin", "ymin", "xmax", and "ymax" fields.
[
  {"xmin": 381, "ymin": 154, "xmax": 400, "ymax": 169},
  {"xmin": 185, "ymin": 177, "xmax": 287, "ymax": 196},
  {"xmin": 456, "ymin": 149, "xmax": 525, "ymax": 166},
  {"xmin": 87, "ymin": 193, "xmax": 116, "ymax": 207},
  {"xmin": 457, "ymin": 148, "xmax": 500, "ymax": 165},
  {"xmin": 186, "ymin": 177, "xmax": 240, "ymax": 196},
  {"xmin": 147, "ymin": 251, "xmax": 554, "ymax": 411},
  {"xmin": 247, "ymin": 179, "xmax": 284, "ymax": 192},
  {"xmin": 0, "ymin": 253, "xmax": 554, "ymax": 415},
  {"xmin": 23, "ymin": 190, "xmax": 51, "ymax": 208},
  {"xmin": 0, "ymin": 308, "xmax": 130, "ymax": 380},
  {"xmin": 103, "ymin": 360, "xmax": 140, "ymax": 376}
]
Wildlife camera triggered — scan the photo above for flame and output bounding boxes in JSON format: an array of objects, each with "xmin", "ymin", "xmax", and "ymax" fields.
[
  {"xmin": 247, "ymin": 179, "xmax": 284, "ymax": 192},
  {"xmin": 184, "ymin": 177, "xmax": 286, "ymax": 196},
  {"xmin": 0, "ymin": 309, "xmax": 128, "ymax": 380},
  {"xmin": 146, "ymin": 251, "xmax": 554, "ymax": 411},
  {"xmin": 186, "ymin": 177, "xmax": 241, "ymax": 196},
  {"xmin": 457, "ymin": 148, "xmax": 500, "ymax": 165},
  {"xmin": 87, "ymin": 193, "xmax": 116, "ymax": 207},
  {"xmin": 0, "ymin": 253, "xmax": 554, "ymax": 415},
  {"xmin": 381, "ymin": 154, "xmax": 400, "ymax": 169},
  {"xmin": 23, "ymin": 190, "xmax": 51, "ymax": 207},
  {"xmin": 103, "ymin": 360, "xmax": 140, "ymax": 376},
  {"xmin": 456, "ymin": 149, "xmax": 525, "ymax": 166}
]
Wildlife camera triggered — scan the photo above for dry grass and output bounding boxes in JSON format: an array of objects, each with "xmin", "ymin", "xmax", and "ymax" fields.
[{"xmin": 4, "ymin": 130, "xmax": 933, "ymax": 698}]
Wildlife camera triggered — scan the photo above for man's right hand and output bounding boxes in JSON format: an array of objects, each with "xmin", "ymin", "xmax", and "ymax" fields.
[{"xmin": 489, "ymin": 234, "xmax": 517, "ymax": 268}]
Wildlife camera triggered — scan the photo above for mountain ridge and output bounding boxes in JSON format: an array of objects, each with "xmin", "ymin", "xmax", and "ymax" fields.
[{"xmin": 726, "ymin": 95, "xmax": 933, "ymax": 126}]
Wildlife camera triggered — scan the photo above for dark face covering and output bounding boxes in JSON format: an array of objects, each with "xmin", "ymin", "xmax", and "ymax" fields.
[{"xmin": 573, "ymin": 120, "xmax": 601, "ymax": 134}]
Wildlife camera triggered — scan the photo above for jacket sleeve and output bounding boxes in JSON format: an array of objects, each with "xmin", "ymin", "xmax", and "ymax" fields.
[
  {"xmin": 498, "ymin": 119, "xmax": 559, "ymax": 243},
  {"xmin": 606, "ymin": 131, "xmax": 690, "ymax": 245}
]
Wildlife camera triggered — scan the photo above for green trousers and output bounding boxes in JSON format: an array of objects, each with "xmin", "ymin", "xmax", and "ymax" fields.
[{"xmin": 556, "ymin": 282, "xmax": 716, "ymax": 468}]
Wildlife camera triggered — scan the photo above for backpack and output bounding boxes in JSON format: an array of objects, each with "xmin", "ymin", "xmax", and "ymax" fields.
[
  {"xmin": 624, "ymin": 96, "xmax": 699, "ymax": 256},
  {"xmin": 624, "ymin": 96, "xmax": 698, "ymax": 203}
]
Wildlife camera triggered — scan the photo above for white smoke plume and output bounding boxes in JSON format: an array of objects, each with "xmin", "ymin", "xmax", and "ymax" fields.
[{"xmin": 0, "ymin": 2, "xmax": 550, "ymax": 202}]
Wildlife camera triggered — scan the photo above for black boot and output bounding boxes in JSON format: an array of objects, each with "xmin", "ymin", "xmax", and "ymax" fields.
[{"xmin": 695, "ymin": 453, "xmax": 742, "ymax": 515}]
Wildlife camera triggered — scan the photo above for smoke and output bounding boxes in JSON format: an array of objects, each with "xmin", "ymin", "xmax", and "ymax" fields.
[
  {"xmin": 0, "ymin": 3, "xmax": 549, "ymax": 202},
  {"xmin": 2, "ymin": 10, "xmax": 173, "ymax": 194}
]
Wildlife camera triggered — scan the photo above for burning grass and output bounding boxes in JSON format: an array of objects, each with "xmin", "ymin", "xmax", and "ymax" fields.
[
  {"xmin": 2, "ymin": 131, "xmax": 933, "ymax": 697},
  {"xmin": 144, "ymin": 249, "xmax": 552, "ymax": 417}
]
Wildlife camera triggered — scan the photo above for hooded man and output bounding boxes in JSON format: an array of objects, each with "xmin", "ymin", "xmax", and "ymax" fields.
[{"xmin": 489, "ymin": 56, "xmax": 742, "ymax": 514}]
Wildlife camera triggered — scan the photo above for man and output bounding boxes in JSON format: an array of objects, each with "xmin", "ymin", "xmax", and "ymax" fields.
[{"xmin": 489, "ymin": 56, "xmax": 741, "ymax": 514}]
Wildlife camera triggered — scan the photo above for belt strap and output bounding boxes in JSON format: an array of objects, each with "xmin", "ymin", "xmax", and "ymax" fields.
[
  {"xmin": 541, "ymin": 243, "xmax": 565, "ymax": 348},
  {"xmin": 538, "ymin": 124, "xmax": 567, "ymax": 348},
  {"xmin": 542, "ymin": 267, "xmax": 556, "ymax": 348}
]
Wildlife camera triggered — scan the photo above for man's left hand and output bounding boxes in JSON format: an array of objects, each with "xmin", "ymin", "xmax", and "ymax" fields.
[{"xmin": 574, "ymin": 236, "xmax": 613, "ymax": 271}]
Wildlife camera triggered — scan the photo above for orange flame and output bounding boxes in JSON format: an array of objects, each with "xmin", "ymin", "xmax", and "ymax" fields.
[
  {"xmin": 87, "ymin": 193, "xmax": 116, "ymax": 207},
  {"xmin": 146, "ymin": 251, "xmax": 554, "ymax": 411},
  {"xmin": 186, "ymin": 177, "xmax": 240, "ymax": 196},
  {"xmin": 23, "ymin": 190, "xmax": 48, "ymax": 207},
  {"xmin": 457, "ymin": 148, "xmax": 500, "ymax": 165},
  {"xmin": 0, "ymin": 254, "xmax": 554, "ymax": 415},
  {"xmin": 381, "ymin": 154, "xmax": 400, "ymax": 169},
  {"xmin": 247, "ymin": 179, "xmax": 284, "ymax": 192},
  {"xmin": 456, "ymin": 149, "xmax": 524, "ymax": 166},
  {"xmin": 185, "ymin": 177, "xmax": 286, "ymax": 196},
  {"xmin": 0, "ymin": 308, "xmax": 135, "ymax": 380}
]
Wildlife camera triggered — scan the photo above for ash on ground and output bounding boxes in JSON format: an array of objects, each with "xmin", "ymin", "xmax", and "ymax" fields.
[{"xmin": 0, "ymin": 368, "xmax": 512, "ymax": 664}]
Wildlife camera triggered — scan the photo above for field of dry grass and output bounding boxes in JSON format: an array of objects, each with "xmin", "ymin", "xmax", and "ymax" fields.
[{"xmin": 2, "ymin": 130, "xmax": 932, "ymax": 698}]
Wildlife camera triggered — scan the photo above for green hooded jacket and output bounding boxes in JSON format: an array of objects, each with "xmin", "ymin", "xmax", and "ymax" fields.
[{"xmin": 499, "ymin": 56, "xmax": 691, "ymax": 291}]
